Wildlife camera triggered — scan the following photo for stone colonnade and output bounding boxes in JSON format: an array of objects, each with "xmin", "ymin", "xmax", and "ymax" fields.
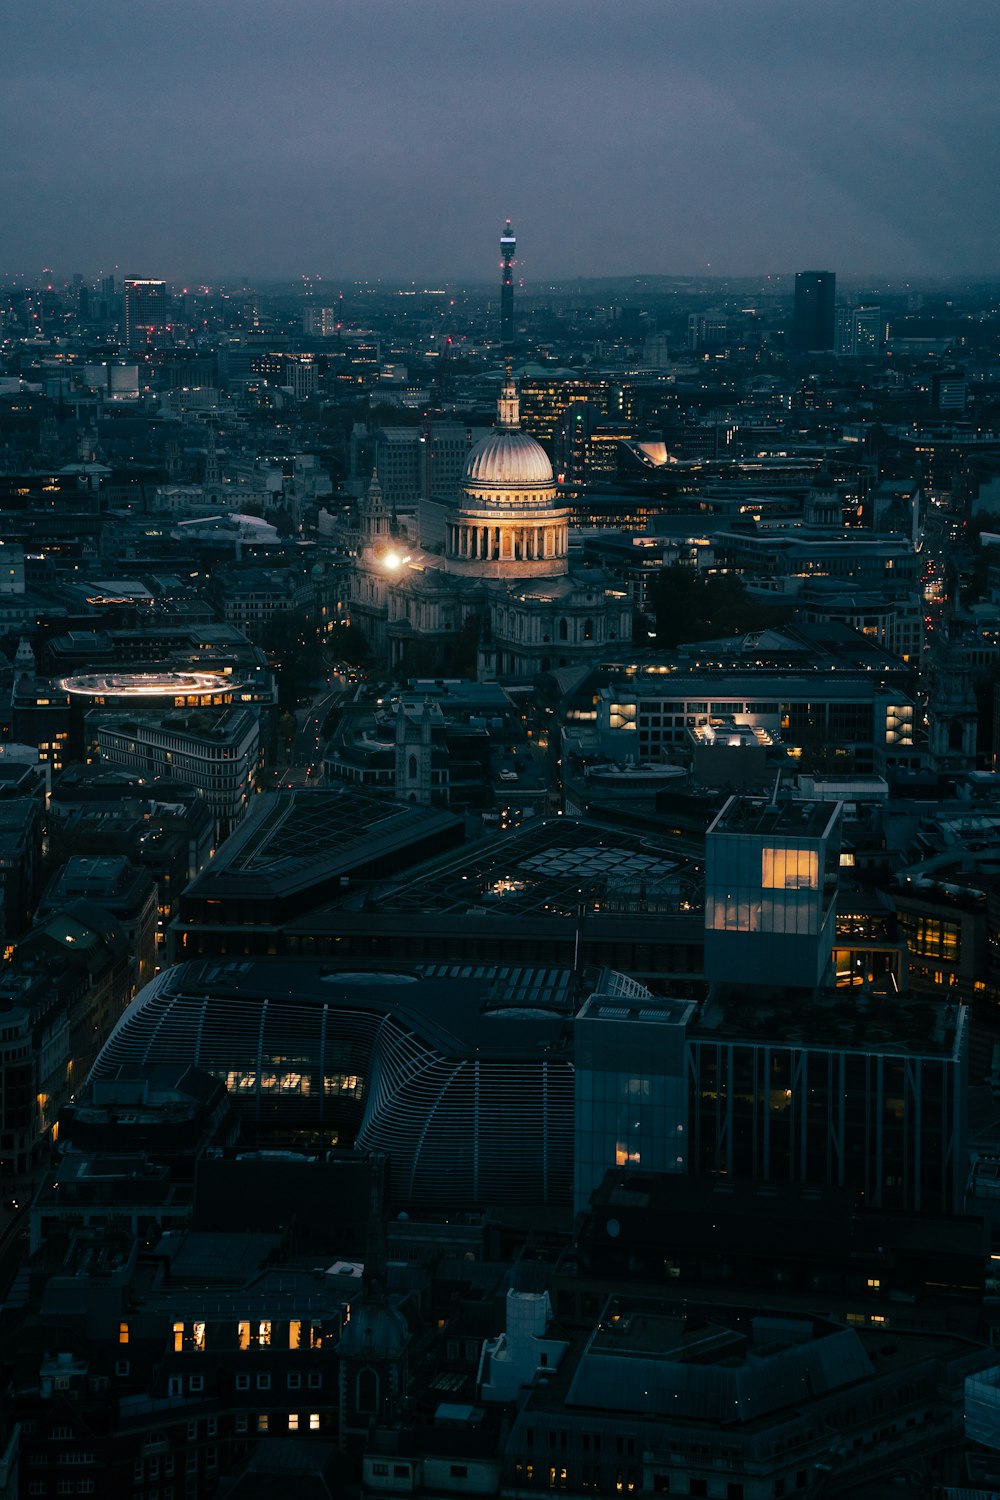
[{"xmin": 448, "ymin": 521, "xmax": 568, "ymax": 563}]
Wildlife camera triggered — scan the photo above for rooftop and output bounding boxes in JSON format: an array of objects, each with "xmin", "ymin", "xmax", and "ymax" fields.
[
  {"xmin": 183, "ymin": 787, "xmax": 462, "ymax": 903},
  {"xmin": 709, "ymin": 794, "xmax": 841, "ymax": 843},
  {"xmin": 696, "ymin": 984, "xmax": 964, "ymax": 1058},
  {"xmin": 349, "ymin": 816, "xmax": 699, "ymax": 920},
  {"xmin": 117, "ymin": 957, "xmax": 596, "ymax": 1062}
]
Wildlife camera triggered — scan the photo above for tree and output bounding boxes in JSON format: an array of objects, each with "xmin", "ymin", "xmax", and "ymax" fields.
[{"xmin": 649, "ymin": 565, "xmax": 793, "ymax": 648}]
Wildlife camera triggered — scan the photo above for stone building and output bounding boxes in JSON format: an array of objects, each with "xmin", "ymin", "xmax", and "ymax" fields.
[{"xmin": 349, "ymin": 374, "xmax": 631, "ymax": 679}]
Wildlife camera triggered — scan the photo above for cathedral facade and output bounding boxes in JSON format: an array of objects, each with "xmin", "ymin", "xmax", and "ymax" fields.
[{"xmin": 349, "ymin": 374, "xmax": 631, "ymax": 679}]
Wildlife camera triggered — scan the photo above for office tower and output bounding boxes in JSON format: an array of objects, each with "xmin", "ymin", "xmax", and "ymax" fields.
[
  {"xmin": 792, "ymin": 270, "xmax": 836, "ymax": 350},
  {"xmin": 835, "ymin": 304, "xmax": 883, "ymax": 357},
  {"xmin": 123, "ymin": 277, "xmax": 168, "ymax": 350},
  {"xmin": 703, "ymin": 795, "xmax": 842, "ymax": 988},
  {"xmin": 500, "ymin": 218, "xmax": 515, "ymax": 344}
]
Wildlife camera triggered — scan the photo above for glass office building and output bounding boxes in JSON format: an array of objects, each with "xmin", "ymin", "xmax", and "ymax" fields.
[{"xmin": 704, "ymin": 796, "xmax": 842, "ymax": 988}]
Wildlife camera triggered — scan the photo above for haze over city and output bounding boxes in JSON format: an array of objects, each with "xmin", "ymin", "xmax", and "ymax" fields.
[
  {"xmin": 7, "ymin": 2, "xmax": 1000, "ymax": 1493},
  {"xmin": 1, "ymin": 0, "xmax": 998, "ymax": 282}
]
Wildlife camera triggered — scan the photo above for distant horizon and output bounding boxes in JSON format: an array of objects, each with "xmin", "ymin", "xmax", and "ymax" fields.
[{"xmin": 4, "ymin": 266, "xmax": 1000, "ymax": 295}]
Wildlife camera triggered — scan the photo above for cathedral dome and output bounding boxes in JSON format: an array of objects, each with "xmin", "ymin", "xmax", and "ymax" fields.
[
  {"xmin": 462, "ymin": 372, "xmax": 554, "ymax": 495},
  {"xmin": 463, "ymin": 429, "xmax": 554, "ymax": 490}
]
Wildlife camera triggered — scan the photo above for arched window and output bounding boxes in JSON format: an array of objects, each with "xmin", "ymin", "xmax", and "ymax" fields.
[
  {"xmin": 558, "ymin": 618, "xmax": 568, "ymax": 641},
  {"xmin": 584, "ymin": 618, "xmax": 594, "ymax": 640},
  {"xmin": 356, "ymin": 1367, "xmax": 379, "ymax": 1415},
  {"xmin": 408, "ymin": 754, "xmax": 417, "ymax": 779}
]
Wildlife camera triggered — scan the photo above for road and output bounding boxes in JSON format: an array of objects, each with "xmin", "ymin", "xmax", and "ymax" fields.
[{"xmin": 276, "ymin": 677, "xmax": 350, "ymax": 786}]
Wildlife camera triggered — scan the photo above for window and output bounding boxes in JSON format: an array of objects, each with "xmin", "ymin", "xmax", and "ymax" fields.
[
  {"xmin": 192, "ymin": 1321, "xmax": 206, "ymax": 1352},
  {"xmin": 257, "ymin": 1373, "xmax": 271, "ymax": 1390},
  {"xmin": 236, "ymin": 1415, "xmax": 248, "ymax": 1434},
  {"xmin": 189, "ymin": 1376, "xmax": 203, "ymax": 1393},
  {"xmin": 373, "ymin": 1464, "xmax": 389, "ymax": 1477},
  {"xmin": 236, "ymin": 1373, "xmax": 250, "ymax": 1391},
  {"xmin": 237, "ymin": 1320, "xmax": 251, "ymax": 1350},
  {"xmin": 257, "ymin": 1415, "xmax": 269, "ymax": 1433},
  {"xmin": 258, "ymin": 1320, "xmax": 271, "ymax": 1348},
  {"xmin": 288, "ymin": 1413, "xmax": 300, "ymax": 1431},
  {"xmin": 173, "ymin": 1321, "xmax": 184, "ymax": 1353},
  {"xmin": 309, "ymin": 1414, "xmax": 320, "ymax": 1431},
  {"xmin": 168, "ymin": 1376, "xmax": 181, "ymax": 1396},
  {"xmin": 119, "ymin": 1322, "xmax": 129, "ymax": 1345},
  {"xmin": 451, "ymin": 1466, "xmax": 469, "ymax": 1479},
  {"xmin": 288, "ymin": 1373, "xmax": 301, "ymax": 1389},
  {"xmin": 289, "ymin": 1319, "xmax": 302, "ymax": 1349},
  {"xmin": 308, "ymin": 1372, "xmax": 322, "ymax": 1388}
]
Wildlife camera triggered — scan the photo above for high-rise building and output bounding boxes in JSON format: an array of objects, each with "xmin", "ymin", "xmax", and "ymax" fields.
[
  {"xmin": 792, "ymin": 270, "xmax": 836, "ymax": 350},
  {"xmin": 123, "ymin": 277, "xmax": 169, "ymax": 350},
  {"xmin": 835, "ymin": 304, "xmax": 883, "ymax": 357},
  {"xmin": 500, "ymin": 219, "xmax": 516, "ymax": 344}
]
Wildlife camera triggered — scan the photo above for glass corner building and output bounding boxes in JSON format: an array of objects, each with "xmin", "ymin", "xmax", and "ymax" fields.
[{"xmin": 704, "ymin": 796, "xmax": 842, "ymax": 988}]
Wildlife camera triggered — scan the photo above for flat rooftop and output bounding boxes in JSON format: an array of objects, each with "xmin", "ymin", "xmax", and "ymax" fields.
[
  {"xmin": 696, "ymin": 984, "xmax": 964, "ymax": 1058},
  {"xmin": 345, "ymin": 816, "xmax": 698, "ymax": 921},
  {"xmin": 181, "ymin": 787, "xmax": 463, "ymax": 903},
  {"xmin": 710, "ymin": 795, "xmax": 841, "ymax": 843}
]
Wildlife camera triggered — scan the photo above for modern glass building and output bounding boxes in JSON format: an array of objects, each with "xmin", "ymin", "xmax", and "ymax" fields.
[{"xmin": 704, "ymin": 796, "xmax": 842, "ymax": 988}]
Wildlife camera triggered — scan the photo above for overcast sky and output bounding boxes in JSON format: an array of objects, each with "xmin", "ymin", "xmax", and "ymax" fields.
[{"xmin": 1, "ymin": 0, "xmax": 997, "ymax": 284}]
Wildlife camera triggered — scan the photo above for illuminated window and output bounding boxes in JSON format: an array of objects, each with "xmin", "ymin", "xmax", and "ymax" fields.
[
  {"xmin": 309, "ymin": 1413, "xmax": 320, "ymax": 1431},
  {"xmin": 867, "ymin": 1278, "xmax": 880, "ymax": 1289},
  {"xmin": 257, "ymin": 1415, "xmax": 269, "ymax": 1433},
  {"xmin": 192, "ymin": 1321, "xmax": 206, "ymax": 1352},
  {"xmin": 258, "ymin": 1320, "xmax": 271, "ymax": 1348},
  {"xmin": 173, "ymin": 1321, "xmax": 184, "ymax": 1353},
  {"xmin": 761, "ymin": 847, "xmax": 818, "ymax": 890},
  {"xmin": 119, "ymin": 1322, "xmax": 129, "ymax": 1346},
  {"xmin": 609, "ymin": 702, "xmax": 637, "ymax": 731},
  {"xmin": 288, "ymin": 1414, "xmax": 299, "ymax": 1431},
  {"xmin": 237, "ymin": 1320, "xmax": 251, "ymax": 1351},
  {"xmin": 289, "ymin": 1319, "xmax": 302, "ymax": 1349}
]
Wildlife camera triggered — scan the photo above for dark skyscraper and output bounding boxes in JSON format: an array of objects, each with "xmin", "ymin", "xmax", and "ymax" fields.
[
  {"xmin": 500, "ymin": 219, "xmax": 515, "ymax": 344},
  {"xmin": 123, "ymin": 276, "xmax": 169, "ymax": 350},
  {"xmin": 792, "ymin": 270, "xmax": 836, "ymax": 350}
]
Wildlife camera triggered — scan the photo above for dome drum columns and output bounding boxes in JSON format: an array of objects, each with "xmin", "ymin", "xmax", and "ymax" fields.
[{"xmin": 448, "ymin": 520, "xmax": 569, "ymax": 566}]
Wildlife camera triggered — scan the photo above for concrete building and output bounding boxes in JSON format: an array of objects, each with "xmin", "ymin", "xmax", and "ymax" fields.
[
  {"xmin": 37, "ymin": 854, "xmax": 158, "ymax": 995},
  {"xmin": 96, "ymin": 708, "xmax": 260, "ymax": 841}
]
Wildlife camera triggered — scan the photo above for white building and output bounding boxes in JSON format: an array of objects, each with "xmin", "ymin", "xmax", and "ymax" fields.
[{"xmin": 96, "ymin": 708, "xmax": 259, "ymax": 841}]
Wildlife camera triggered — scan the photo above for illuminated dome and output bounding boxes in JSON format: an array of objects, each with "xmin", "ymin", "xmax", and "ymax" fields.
[
  {"xmin": 462, "ymin": 373, "xmax": 554, "ymax": 495},
  {"xmin": 464, "ymin": 431, "xmax": 553, "ymax": 490}
]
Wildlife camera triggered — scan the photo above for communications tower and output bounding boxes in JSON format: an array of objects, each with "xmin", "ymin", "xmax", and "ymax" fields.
[{"xmin": 500, "ymin": 219, "xmax": 516, "ymax": 344}]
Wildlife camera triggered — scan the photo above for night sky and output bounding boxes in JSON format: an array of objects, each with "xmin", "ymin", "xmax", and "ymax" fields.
[{"xmin": 1, "ymin": 0, "xmax": 997, "ymax": 283}]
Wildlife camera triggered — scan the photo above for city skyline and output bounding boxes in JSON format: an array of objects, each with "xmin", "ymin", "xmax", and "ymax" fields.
[{"xmin": 1, "ymin": 0, "xmax": 997, "ymax": 282}]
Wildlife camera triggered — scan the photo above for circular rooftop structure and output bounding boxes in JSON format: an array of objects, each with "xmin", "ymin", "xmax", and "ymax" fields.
[{"xmin": 60, "ymin": 671, "xmax": 233, "ymax": 699}]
